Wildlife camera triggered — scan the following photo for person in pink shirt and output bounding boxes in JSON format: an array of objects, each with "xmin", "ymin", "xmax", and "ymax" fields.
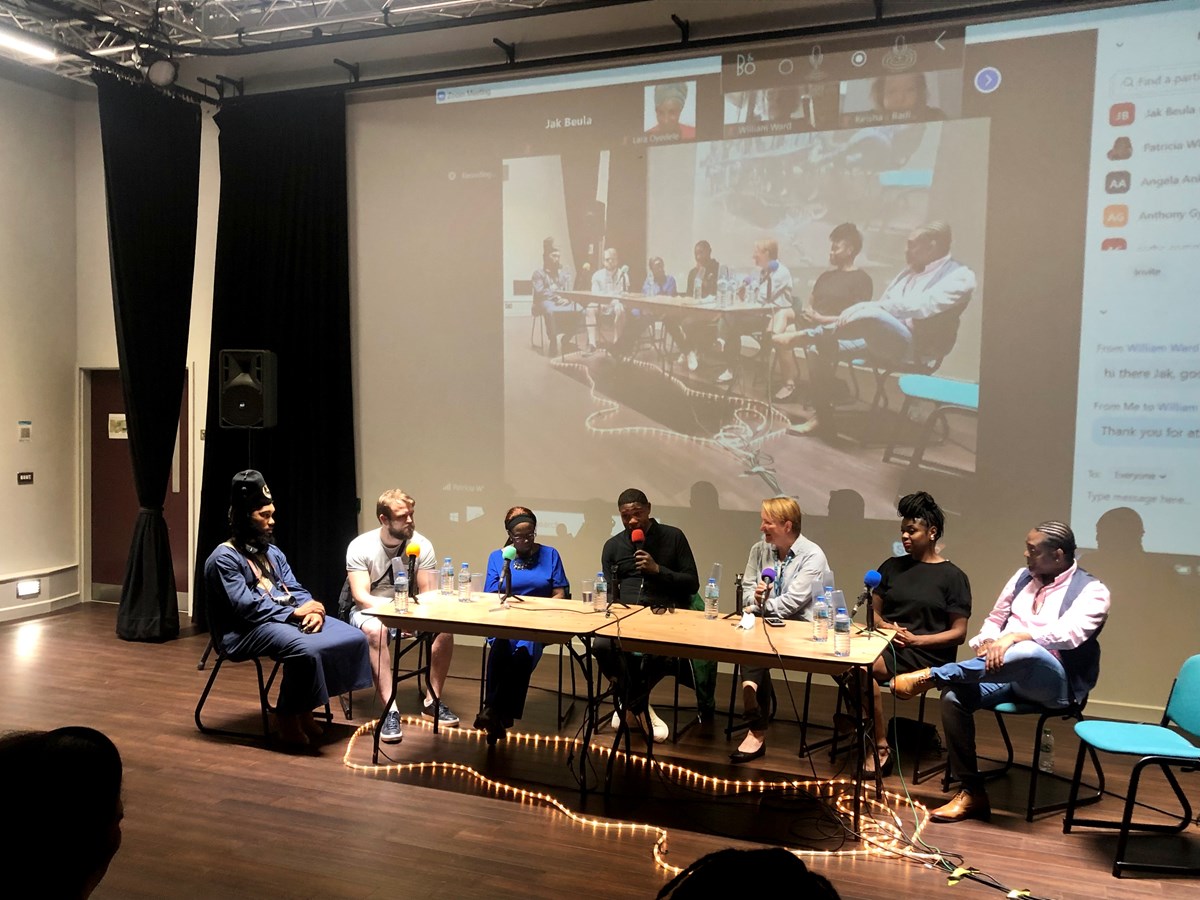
[{"xmin": 892, "ymin": 520, "xmax": 1110, "ymax": 823}]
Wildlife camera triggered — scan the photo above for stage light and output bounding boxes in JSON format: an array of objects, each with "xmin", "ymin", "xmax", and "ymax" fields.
[
  {"xmin": 0, "ymin": 26, "xmax": 57, "ymax": 62},
  {"xmin": 132, "ymin": 44, "xmax": 178, "ymax": 87}
]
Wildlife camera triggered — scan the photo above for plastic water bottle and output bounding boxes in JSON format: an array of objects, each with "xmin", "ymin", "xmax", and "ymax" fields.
[
  {"xmin": 1039, "ymin": 727, "xmax": 1055, "ymax": 773},
  {"xmin": 393, "ymin": 567, "xmax": 409, "ymax": 614},
  {"xmin": 704, "ymin": 578, "xmax": 720, "ymax": 619},
  {"xmin": 717, "ymin": 265, "xmax": 730, "ymax": 306},
  {"xmin": 833, "ymin": 605, "xmax": 851, "ymax": 656},
  {"xmin": 457, "ymin": 562, "xmax": 472, "ymax": 602},
  {"xmin": 594, "ymin": 571, "xmax": 607, "ymax": 613},
  {"xmin": 693, "ymin": 276, "xmax": 702, "ymax": 300},
  {"xmin": 811, "ymin": 589, "xmax": 830, "ymax": 642},
  {"xmin": 440, "ymin": 557, "xmax": 455, "ymax": 595}
]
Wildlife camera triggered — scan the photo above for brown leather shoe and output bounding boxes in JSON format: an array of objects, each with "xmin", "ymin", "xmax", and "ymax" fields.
[
  {"xmin": 892, "ymin": 667, "xmax": 935, "ymax": 700},
  {"xmin": 930, "ymin": 789, "xmax": 991, "ymax": 823}
]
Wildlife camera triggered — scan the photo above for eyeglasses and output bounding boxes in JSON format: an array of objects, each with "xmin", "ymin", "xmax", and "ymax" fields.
[{"xmin": 508, "ymin": 530, "xmax": 536, "ymax": 541}]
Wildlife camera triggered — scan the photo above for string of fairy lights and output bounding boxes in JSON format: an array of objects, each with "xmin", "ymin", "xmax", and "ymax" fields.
[
  {"xmin": 556, "ymin": 354, "xmax": 791, "ymax": 495},
  {"xmin": 342, "ymin": 715, "xmax": 948, "ymax": 876}
]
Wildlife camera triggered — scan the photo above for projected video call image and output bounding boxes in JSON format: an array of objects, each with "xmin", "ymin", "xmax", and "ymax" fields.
[{"xmin": 500, "ymin": 117, "xmax": 989, "ymax": 518}]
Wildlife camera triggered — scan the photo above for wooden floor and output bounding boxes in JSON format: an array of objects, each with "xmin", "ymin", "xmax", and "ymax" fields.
[{"xmin": 3, "ymin": 604, "xmax": 1197, "ymax": 899}]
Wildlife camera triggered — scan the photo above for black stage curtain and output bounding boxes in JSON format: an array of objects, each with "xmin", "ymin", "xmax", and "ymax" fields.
[
  {"xmin": 94, "ymin": 73, "xmax": 200, "ymax": 642},
  {"xmin": 604, "ymin": 149, "xmax": 649, "ymax": 289},
  {"xmin": 560, "ymin": 153, "xmax": 602, "ymax": 289},
  {"xmin": 193, "ymin": 93, "xmax": 357, "ymax": 629}
]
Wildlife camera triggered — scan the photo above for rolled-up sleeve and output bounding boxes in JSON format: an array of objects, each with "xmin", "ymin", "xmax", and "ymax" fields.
[
  {"xmin": 969, "ymin": 570, "xmax": 1020, "ymax": 650},
  {"xmin": 1036, "ymin": 581, "xmax": 1110, "ymax": 650}
]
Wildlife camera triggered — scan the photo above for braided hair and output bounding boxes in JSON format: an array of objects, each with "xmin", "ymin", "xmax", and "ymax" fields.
[{"xmin": 1034, "ymin": 520, "xmax": 1076, "ymax": 560}]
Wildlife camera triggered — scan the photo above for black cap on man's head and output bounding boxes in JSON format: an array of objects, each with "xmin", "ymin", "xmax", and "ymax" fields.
[{"xmin": 231, "ymin": 470, "xmax": 272, "ymax": 514}]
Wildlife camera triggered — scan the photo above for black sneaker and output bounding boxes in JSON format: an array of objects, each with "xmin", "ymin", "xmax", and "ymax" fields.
[
  {"xmin": 380, "ymin": 710, "xmax": 403, "ymax": 744},
  {"xmin": 423, "ymin": 701, "xmax": 460, "ymax": 727}
]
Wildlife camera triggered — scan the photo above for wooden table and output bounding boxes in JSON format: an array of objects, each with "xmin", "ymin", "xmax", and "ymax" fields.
[
  {"xmin": 616, "ymin": 292, "xmax": 776, "ymax": 323},
  {"xmin": 367, "ymin": 596, "xmax": 891, "ymax": 832},
  {"xmin": 594, "ymin": 606, "xmax": 892, "ymax": 832},
  {"xmin": 559, "ymin": 290, "xmax": 773, "ymax": 322},
  {"xmin": 365, "ymin": 591, "xmax": 646, "ymax": 791},
  {"xmin": 594, "ymin": 605, "xmax": 889, "ymax": 674},
  {"xmin": 557, "ymin": 290, "xmax": 774, "ymax": 375}
]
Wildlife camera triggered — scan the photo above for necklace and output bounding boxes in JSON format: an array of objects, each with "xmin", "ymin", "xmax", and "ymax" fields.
[{"xmin": 513, "ymin": 546, "xmax": 540, "ymax": 570}]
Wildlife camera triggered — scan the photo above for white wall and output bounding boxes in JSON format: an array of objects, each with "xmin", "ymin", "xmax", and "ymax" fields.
[{"xmin": 0, "ymin": 75, "xmax": 80, "ymax": 619}]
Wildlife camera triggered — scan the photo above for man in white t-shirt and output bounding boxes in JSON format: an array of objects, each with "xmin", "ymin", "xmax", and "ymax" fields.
[{"xmin": 345, "ymin": 488, "xmax": 457, "ymax": 742}]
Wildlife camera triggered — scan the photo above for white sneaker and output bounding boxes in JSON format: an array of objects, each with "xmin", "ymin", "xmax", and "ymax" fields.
[
  {"xmin": 647, "ymin": 704, "xmax": 669, "ymax": 743},
  {"xmin": 686, "ymin": 350, "xmax": 698, "ymax": 371},
  {"xmin": 717, "ymin": 369, "xmax": 734, "ymax": 384},
  {"xmin": 610, "ymin": 709, "xmax": 621, "ymax": 730}
]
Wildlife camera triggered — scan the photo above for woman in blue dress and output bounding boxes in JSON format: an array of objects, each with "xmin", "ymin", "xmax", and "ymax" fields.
[{"xmin": 474, "ymin": 506, "xmax": 569, "ymax": 744}]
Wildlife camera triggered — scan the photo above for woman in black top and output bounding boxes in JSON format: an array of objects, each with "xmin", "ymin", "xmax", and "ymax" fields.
[
  {"xmin": 771, "ymin": 222, "xmax": 873, "ymax": 401},
  {"xmin": 861, "ymin": 492, "xmax": 971, "ymax": 774}
]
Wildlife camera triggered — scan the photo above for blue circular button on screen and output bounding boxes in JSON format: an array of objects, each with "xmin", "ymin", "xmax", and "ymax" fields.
[{"xmin": 974, "ymin": 67, "xmax": 1002, "ymax": 94}]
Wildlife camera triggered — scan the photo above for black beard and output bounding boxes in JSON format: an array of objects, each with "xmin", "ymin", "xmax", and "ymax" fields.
[{"xmin": 233, "ymin": 527, "xmax": 274, "ymax": 553}]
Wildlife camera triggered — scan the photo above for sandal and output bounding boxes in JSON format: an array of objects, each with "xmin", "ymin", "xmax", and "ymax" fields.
[{"xmin": 774, "ymin": 381, "xmax": 797, "ymax": 402}]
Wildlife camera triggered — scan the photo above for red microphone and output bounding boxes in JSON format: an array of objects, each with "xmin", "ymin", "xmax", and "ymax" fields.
[{"xmin": 630, "ymin": 528, "xmax": 645, "ymax": 552}]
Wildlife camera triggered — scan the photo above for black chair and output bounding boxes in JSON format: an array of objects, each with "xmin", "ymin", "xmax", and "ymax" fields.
[
  {"xmin": 667, "ymin": 656, "xmax": 716, "ymax": 743},
  {"xmin": 894, "ymin": 689, "xmax": 947, "ymax": 785},
  {"xmin": 724, "ymin": 663, "xmax": 816, "ymax": 754},
  {"xmin": 194, "ymin": 635, "xmax": 280, "ymax": 742},
  {"xmin": 477, "ymin": 639, "xmax": 580, "ymax": 731},
  {"xmin": 827, "ymin": 676, "xmax": 944, "ymax": 782},
  {"xmin": 954, "ymin": 701, "xmax": 1106, "ymax": 822},
  {"xmin": 194, "ymin": 634, "xmax": 332, "ymax": 743}
]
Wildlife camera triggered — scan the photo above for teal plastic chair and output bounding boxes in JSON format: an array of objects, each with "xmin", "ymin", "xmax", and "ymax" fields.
[
  {"xmin": 882, "ymin": 374, "xmax": 979, "ymax": 477},
  {"xmin": 1063, "ymin": 654, "xmax": 1200, "ymax": 877}
]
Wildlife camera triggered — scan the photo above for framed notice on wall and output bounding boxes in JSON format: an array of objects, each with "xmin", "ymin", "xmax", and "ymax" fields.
[{"xmin": 108, "ymin": 414, "xmax": 128, "ymax": 439}]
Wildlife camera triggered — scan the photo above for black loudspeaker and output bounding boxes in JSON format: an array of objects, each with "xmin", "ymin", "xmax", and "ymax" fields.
[{"xmin": 218, "ymin": 349, "xmax": 277, "ymax": 429}]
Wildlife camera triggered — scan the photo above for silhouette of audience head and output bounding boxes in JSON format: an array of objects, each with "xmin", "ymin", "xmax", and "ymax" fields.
[
  {"xmin": 689, "ymin": 480, "xmax": 719, "ymax": 513},
  {"xmin": 1095, "ymin": 506, "xmax": 1144, "ymax": 553},
  {"xmin": 1, "ymin": 726, "xmax": 124, "ymax": 899},
  {"xmin": 657, "ymin": 847, "xmax": 840, "ymax": 898},
  {"xmin": 827, "ymin": 489, "xmax": 865, "ymax": 521}
]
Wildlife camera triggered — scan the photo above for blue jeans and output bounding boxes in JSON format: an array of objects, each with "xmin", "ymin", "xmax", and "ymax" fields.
[
  {"xmin": 933, "ymin": 641, "xmax": 1069, "ymax": 786},
  {"xmin": 802, "ymin": 309, "xmax": 913, "ymax": 416}
]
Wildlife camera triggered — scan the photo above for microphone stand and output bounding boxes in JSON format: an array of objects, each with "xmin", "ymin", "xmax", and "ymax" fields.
[
  {"xmin": 724, "ymin": 572, "xmax": 743, "ymax": 619},
  {"xmin": 605, "ymin": 564, "xmax": 629, "ymax": 617},
  {"xmin": 407, "ymin": 555, "xmax": 419, "ymax": 604},
  {"xmin": 854, "ymin": 587, "xmax": 881, "ymax": 635},
  {"xmin": 501, "ymin": 557, "xmax": 514, "ymax": 605}
]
